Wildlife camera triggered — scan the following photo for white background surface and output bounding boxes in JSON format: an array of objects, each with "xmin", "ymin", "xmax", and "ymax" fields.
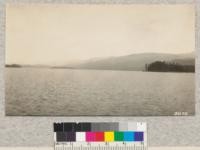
[
  {"xmin": 0, "ymin": 0, "xmax": 200, "ymax": 147},
  {"xmin": 0, "ymin": 147, "xmax": 200, "ymax": 150}
]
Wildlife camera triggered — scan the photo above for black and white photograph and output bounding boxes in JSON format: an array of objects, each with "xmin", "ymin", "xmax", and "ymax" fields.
[{"xmin": 5, "ymin": 4, "xmax": 195, "ymax": 116}]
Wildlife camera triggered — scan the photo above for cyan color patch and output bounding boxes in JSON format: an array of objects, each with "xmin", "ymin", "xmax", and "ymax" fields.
[{"xmin": 123, "ymin": 132, "xmax": 135, "ymax": 141}]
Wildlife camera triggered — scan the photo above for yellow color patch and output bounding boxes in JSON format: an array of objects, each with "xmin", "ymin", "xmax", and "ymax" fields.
[{"xmin": 104, "ymin": 132, "xmax": 114, "ymax": 142}]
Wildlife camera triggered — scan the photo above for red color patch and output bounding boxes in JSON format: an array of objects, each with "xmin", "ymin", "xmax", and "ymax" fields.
[{"xmin": 95, "ymin": 132, "xmax": 104, "ymax": 141}]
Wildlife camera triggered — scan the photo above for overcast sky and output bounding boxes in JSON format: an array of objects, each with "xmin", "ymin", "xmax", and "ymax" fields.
[{"xmin": 6, "ymin": 4, "xmax": 195, "ymax": 65}]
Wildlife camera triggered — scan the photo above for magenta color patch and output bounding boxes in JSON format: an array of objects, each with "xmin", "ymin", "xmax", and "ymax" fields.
[{"xmin": 86, "ymin": 132, "xmax": 96, "ymax": 141}]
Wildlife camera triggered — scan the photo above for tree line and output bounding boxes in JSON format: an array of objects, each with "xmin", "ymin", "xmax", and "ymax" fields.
[
  {"xmin": 5, "ymin": 64, "xmax": 21, "ymax": 68},
  {"xmin": 145, "ymin": 61, "xmax": 195, "ymax": 72}
]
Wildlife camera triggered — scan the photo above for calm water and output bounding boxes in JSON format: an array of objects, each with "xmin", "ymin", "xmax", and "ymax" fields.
[{"xmin": 5, "ymin": 68, "xmax": 195, "ymax": 116}]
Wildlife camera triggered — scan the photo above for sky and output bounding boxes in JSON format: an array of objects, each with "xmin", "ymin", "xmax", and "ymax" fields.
[{"xmin": 6, "ymin": 4, "xmax": 195, "ymax": 65}]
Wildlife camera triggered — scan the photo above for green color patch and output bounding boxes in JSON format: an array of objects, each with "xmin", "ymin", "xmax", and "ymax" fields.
[{"xmin": 114, "ymin": 132, "xmax": 124, "ymax": 141}]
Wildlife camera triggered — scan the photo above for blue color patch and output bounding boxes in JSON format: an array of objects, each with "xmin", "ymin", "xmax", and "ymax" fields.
[
  {"xmin": 134, "ymin": 132, "xmax": 144, "ymax": 141},
  {"xmin": 123, "ymin": 132, "xmax": 135, "ymax": 141}
]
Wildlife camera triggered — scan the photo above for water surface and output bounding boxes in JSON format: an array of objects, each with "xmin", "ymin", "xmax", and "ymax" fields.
[{"xmin": 5, "ymin": 68, "xmax": 195, "ymax": 116}]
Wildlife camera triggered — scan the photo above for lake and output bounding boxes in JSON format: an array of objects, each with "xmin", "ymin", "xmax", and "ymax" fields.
[{"xmin": 5, "ymin": 68, "xmax": 195, "ymax": 116}]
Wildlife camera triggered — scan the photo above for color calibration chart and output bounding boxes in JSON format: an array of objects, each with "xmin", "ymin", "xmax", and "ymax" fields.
[{"xmin": 54, "ymin": 122, "xmax": 147, "ymax": 150}]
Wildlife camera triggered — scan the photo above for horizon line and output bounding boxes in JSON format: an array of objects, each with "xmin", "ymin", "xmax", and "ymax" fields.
[{"xmin": 6, "ymin": 51, "xmax": 195, "ymax": 66}]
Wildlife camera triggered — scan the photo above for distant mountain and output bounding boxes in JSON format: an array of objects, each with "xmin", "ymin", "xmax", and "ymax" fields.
[
  {"xmin": 172, "ymin": 58, "xmax": 195, "ymax": 66},
  {"xmin": 6, "ymin": 52, "xmax": 194, "ymax": 71},
  {"xmin": 71, "ymin": 52, "xmax": 195, "ymax": 71}
]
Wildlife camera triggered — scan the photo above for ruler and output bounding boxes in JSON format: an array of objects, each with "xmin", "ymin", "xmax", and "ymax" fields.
[{"xmin": 54, "ymin": 122, "xmax": 147, "ymax": 150}]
